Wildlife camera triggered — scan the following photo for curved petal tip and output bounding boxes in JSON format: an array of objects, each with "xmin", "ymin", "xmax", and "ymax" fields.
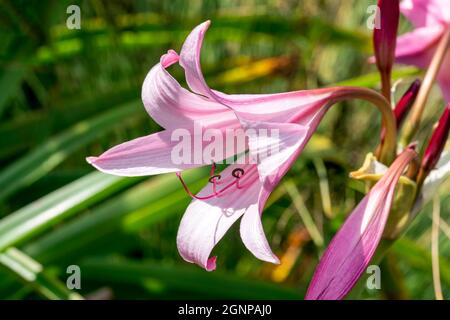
[
  {"xmin": 196, "ymin": 20, "xmax": 211, "ymax": 36},
  {"xmin": 206, "ymin": 256, "xmax": 217, "ymax": 271},
  {"xmin": 86, "ymin": 156, "xmax": 97, "ymax": 164},
  {"xmin": 259, "ymin": 249, "xmax": 280, "ymax": 265},
  {"xmin": 268, "ymin": 255, "xmax": 281, "ymax": 265},
  {"xmin": 160, "ymin": 49, "xmax": 179, "ymax": 68},
  {"xmin": 202, "ymin": 20, "xmax": 211, "ymax": 28}
]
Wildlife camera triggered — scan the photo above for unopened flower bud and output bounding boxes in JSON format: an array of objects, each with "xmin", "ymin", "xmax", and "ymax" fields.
[
  {"xmin": 373, "ymin": 0, "xmax": 400, "ymax": 101},
  {"xmin": 379, "ymin": 79, "xmax": 420, "ymax": 144},
  {"xmin": 373, "ymin": 0, "xmax": 400, "ymax": 74},
  {"xmin": 417, "ymin": 104, "xmax": 450, "ymax": 186},
  {"xmin": 394, "ymin": 79, "xmax": 421, "ymax": 128}
]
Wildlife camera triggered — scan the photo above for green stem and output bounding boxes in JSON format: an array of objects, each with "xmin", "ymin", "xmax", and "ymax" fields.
[
  {"xmin": 380, "ymin": 71, "xmax": 392, "ymax": 105},
  {"xmin": 331, "ymin": 87, "xmax": 397, "ymax": 164}
]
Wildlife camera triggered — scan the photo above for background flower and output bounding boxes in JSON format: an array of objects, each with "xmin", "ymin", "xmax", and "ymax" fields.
[{"xmin": 395, "ymin": 0, "xmax": 450, "ymax": 102}]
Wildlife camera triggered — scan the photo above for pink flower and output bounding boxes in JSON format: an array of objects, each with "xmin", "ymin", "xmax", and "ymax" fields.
[
  {"xmin": 87, "ymin": 21, "xmax": 395, "ymax": 271},
  {"xmin": 305, "ymin": 146, "xmax": 416, "ymax": 300},
  {"xmin": 395, "ymin": 0, "xmax": 450, "ymax": 102}
]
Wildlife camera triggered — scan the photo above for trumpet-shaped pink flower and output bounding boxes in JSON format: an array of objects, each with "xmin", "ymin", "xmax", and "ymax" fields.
[
  {"xmin": 395, "ymin": 0, "xmax": 450, "ymax": 102},
  {"xmin": 305, "ymin": 147, "xmax": 416, "ymax": 300},
  {"xmin": 87, "ymin": 22, "xmax": 338, "ymax": 178},
  {"xmin": 87, "ymin": 21, "xmax": 393, "ymax": 271}
]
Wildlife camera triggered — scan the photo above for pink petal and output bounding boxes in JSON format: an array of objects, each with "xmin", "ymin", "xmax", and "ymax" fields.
[
  {"xmin": 219, "ymin": 90, "xmax": 334, "ymax": 125},
  {"xmin": 219, "ymin": 94, "xmax": 331, "ymax": 186},
  {"xmin": 395, "ymin": 25, "xmax": 444, "ymax": 67},
  {"xmin": 395, "ymin": 25, "xmax": 450, "ymax": 102},
  {"xmin": 179, "ymin": 20, "xmax": 214, "ymax": 98},
  {"xmin": 239, "ymin": 193, "xmax": 280, "ymax": 264},
  {"xmin": 87, "ymin": 129, "xmax": 208, "ymax": 176},
  {"xmin": 305, "ymin": 148, "xmax": 416, "ymax": 300},
  {"xmin": 160, "ymin": 49, "xmax": 179, "ymax": 68},
  {"xmin": 179, "ymin": 20, "xmax": 337, "ymax": 124},
  {"xmin": 437, "ymin": 52, "xmax": 450, "ymax": 102},
  {"xmin": 244, "ymin": 121, "xmax": 312, "ymax": 183},
  {"xmin": 401, "ymin": 0, "xmax": 450, "ymax": 27},
  {"xmin": 141, "ymin": 49, "xmax": 235, "ymax": 131},
  {"xmin": 176, "ymin": 163, "xmax": 267, "ymax": 270}
]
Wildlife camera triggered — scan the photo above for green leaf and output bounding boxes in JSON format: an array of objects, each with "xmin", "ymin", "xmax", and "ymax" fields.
[
  {"xmin": 0, "ymin": 172, "xmax": 142, "ymax": 251},
  {"xmin": 0, "ymin": 63, "xmax": 27, "ymax": 117},
  {"xmin": 0, "ymin": 86, "xmax": 139, "ymax": 159},
  {"xmin": 23, "ymin": 169, "xmax": 208, "ymax": 263},
  {"xmin": 0, "ymin": 101, "xmax": 143, "ymax": 203},
  {"xmin": 392, "ymin": 238, "xmax": 450, "ymax": 287},
  {"xmin": 80, "ymin": 257, "xmax": 301, "ymax": 299}
]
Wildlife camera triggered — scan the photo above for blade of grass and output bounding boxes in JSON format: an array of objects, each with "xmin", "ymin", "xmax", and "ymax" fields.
[
  {"xmin": 0, "ymin": 247, "xmax": 83, "ymax": 300},
  {"xmin": 283, "ymin": 180, "xmax": 324, "ymax": 247},
  {"xmin": 313, "ymin": 158, "xmax": 333, "ymax": 218},
  {"xmin": 0, "ymin": 63, "xmax": 27, "ymax": 118},
  {"xmin": 431, "ymin": 195, "xmax": 444, "ymax": 300},
  {"xmin": 0, "ymin": 172, "xmax": 142, "ymax": 251},
  {"xmin": 392, "ymin": 238, "xmax": 450, "ymax": 286}
]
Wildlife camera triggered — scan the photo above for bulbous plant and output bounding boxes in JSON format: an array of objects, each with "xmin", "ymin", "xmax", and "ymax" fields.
[
  {"xmin": 88, "ymin": 0, "xmax": 449, "ymax": 300},
  {"xmin": 89, "ymin": 21, "xmax": 397, "ymax": 271}
]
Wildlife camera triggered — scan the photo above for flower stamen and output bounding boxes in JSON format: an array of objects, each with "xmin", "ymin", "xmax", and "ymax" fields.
[
  {"xmin": 176, "ymin": 166, "xmax": 246, "ymax": 200},
  {"xmin": 232, "ymin": 168, "xmax": 244, "ymax": 189}
]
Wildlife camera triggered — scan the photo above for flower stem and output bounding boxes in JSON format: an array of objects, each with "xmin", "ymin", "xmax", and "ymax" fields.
[
  {"xmin": 332, "ymin": 87, "xmax": 397, "ymax": 164},
  {"xmin": 401, "ymin": 29, "xmax": 450, "ymax": 145},
  {"xmin": 381, "ymin": 71, "xmax": 392, "ymax": 104}
]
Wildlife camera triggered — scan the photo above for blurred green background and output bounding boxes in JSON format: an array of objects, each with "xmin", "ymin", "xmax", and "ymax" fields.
[{"xmin": 0, "ymin": 0, "xmax": 448, "ymax": 299}]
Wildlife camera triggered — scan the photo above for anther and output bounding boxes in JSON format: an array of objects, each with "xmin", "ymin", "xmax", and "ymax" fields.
[
  {"xmin": 208, "ymin": 174, "xmax": 222, "ymax": 184},
  {"xmin": 232, "ymin": 168, "xmax": 245, "ymax": 189},
  {"xmin": 232, "ymin": 168, "xmax": 245, "ymax": 178},
  {"xmin": 209, "ymin": 175, "xmax": 221, "ymax": 195}
]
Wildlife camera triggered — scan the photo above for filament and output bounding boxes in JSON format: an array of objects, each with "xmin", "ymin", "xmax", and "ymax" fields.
[{"xmin": 176, "ymin": 165, "xmax": 246, "ymax": 200}]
